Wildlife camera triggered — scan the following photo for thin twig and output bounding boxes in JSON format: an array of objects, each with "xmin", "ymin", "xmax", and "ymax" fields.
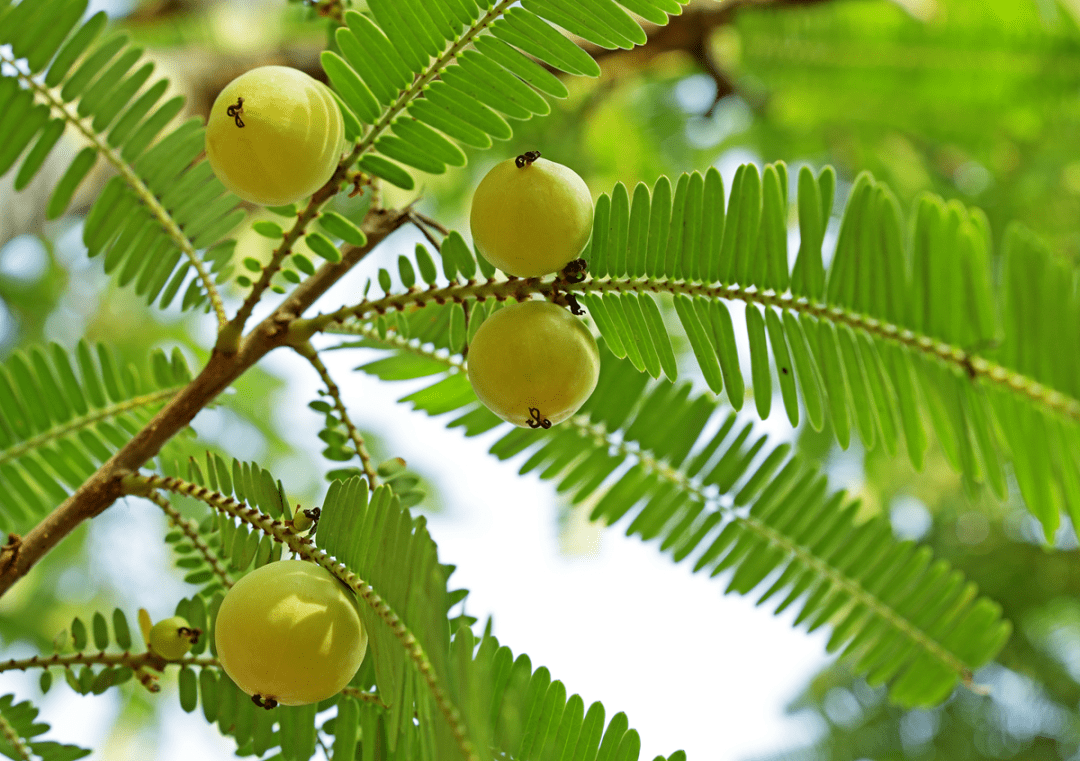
[
  {"xmin": 340, "ymin": 686, "xmax": 389, "ymax": 709},
  {"xmin": 410, "ymin": 212, "xmax": 445, "ymax": 254},
  {"xmin": 146, "ymin": 491, "xmax": 233, "ymax": 589},
  {"xmin": 411, "ymin": 211, "xmax": 449, "ymax": 236},
  {"xmin": 0, "ymin": 650, "xmax": 218, "ymax": 673},
  {"xmin": 289, "ymin": 339, "xmax": 379, "ymax": 489},
  {"xmin": 220, "ymin": 160, "xmax": 361, "ymax": 352}
]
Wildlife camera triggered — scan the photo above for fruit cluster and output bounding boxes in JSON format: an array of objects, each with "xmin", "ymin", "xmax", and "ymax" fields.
[
  {"xmin": 203, "ymin": 68, "xmax": 601, "ymax": 428},
  {"xmin": 468, "ymin": 152, "xmax": 600, "ymax": 428}
]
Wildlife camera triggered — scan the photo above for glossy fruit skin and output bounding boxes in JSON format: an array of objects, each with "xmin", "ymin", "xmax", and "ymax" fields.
[
  {"xmin": 148, "ymin": 616, "xmax": 199, "ymax": 660},
  {"xmin": 467, "ymin": 300, "xmax": 600, "ymax": 427},
  {"xmin": 205, "ymin": 66, "xmax": 345, "ymax": 206},
  {"xmin": 470, "ymin": 156, "xmax": 593, "ymax": 278},
  {"xmin": 214, "ymin": 560, "xmax": 367, "ymax": 707}
]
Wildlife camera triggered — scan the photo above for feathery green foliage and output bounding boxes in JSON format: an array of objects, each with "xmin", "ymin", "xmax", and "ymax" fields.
[
  {"xmin": 568, "ymin": 164, "xmax": 1080, "ymax": 540},
  {"xmin": 459, "ymin": 628, "xmax": 684, "ymax": 761},
  {"xmin": 353, "ymin": 340, "xmax": 1011, "ymax": 708},
  {"xmin": 0, "ymin": 0, "xmax": 1074, "ymax": 758},
  {"xmin": 0, "ymin": 341, "xmax": 190, "ymax": 534},
  {"xmin": 316, "ymin": 478, "xmax": 463, "ymax": 756},
  {"xmin": 128, "ymin": 460, "xmax": 660, "ymax": 761},
  {"xmin": 0, "ymin": 3, "xmax": 241, "ymax": 316},
  {"xmin": 324, "ymin": 0, "xmax": 682, "ymax": 190}
]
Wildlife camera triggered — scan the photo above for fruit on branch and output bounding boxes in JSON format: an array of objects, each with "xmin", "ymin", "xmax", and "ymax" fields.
[
  {"xmin": 290, "ymin": 506, "xmax": 320, "ymax": 533},
  {"xmin": 214, "ymin": 559, "xmax": 368, "ymax": 707},
  {"xmin": 147, "ymin": 615, "xmax": 201, "ymax": 660},
  {"xmin": 470, "ymin": 151, "xmax": 594, "ymax": 278},
  {"xmin": 205, "ymin": 65, "xmax": 346, "ymax": 206},
  {"xmin": 467, "ymin": 299, "xmax": 600, "ymax": 428}
]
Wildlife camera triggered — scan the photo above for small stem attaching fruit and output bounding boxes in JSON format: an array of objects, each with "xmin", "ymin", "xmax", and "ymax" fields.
[
  {"xmin": 252, "ymin": 694, "xmax": 279, "ymax": 710},
  {"xmin": 561, "ymin": 258, "xmax": 588, "ymax": 283},
  {"xmin": 227, "ymin": 97, "xmax": 245, "ymax": 128},
  {"xmin": 526, "ymin": 408, "xmax": 552, "ymax": 429}
]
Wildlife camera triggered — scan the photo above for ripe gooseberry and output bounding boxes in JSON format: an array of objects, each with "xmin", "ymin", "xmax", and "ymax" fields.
[
  {"xmin": 214, "ymin": 560, "xmax": 367, "ymax": 707},
  {"xmin": 205, "ymin": 65, "xmax": 346, "ymax": 206},
  {"xmin": 148, "ymin": 616, "xmax": 200, "ymax": 660},
  {"xmin": 466, "ymin": 300, "xmax": 600, "ymax": 428},
  {"xmin": 470, "ymin": 151, "xmax": 593, "ymax": 278}
]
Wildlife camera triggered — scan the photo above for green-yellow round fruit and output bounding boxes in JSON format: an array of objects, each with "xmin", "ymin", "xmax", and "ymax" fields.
[
  {"xmin": 467, "ymin": 300, "xmax": 600, "ymax": 428},
  {"xmin": 470, "ymin": 153, "xmax": 593, "ymax": 278},
  {"xmin": 148, "ymin": 616, "xmax": 199, "ymax": 660},
  {"xmin": 205, "ymin": 65, "xmax": 345, "ymax": 206},
  {"xmin": 214, "ymin": 560, "xmax": 367, "ymax": 707}
]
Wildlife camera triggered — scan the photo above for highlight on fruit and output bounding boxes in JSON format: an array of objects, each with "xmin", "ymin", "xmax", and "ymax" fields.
[
  {"xmin": 205, "ymin": 65, "xmax": 346, "ymax": 207},
  {"xmin": 466, "ymin": 299, "xmax": 600, "ymax": 428},
  {"xmin": 470, "ymin": 151, "xmax": 594, "ymax": 278},
  {"xmin": 213, "ymin": 559, "xmax": 368, "ymax": 708}
]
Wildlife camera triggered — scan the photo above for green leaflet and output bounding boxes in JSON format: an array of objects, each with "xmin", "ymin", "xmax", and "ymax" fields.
[
  {"xmin": 491, "ymin": 8, "xmax": 603, "ymax": 77},
  {"xmin": 599, "ymin": 293, "xmax": 675, "ymax": 380},
  {"xmin": 746, "ymin": 304, "xmax": 772, "ymax": 420},
  {"xmin": 791, "ymin": 165, "xmax": 825, "ymax": 299},
  {"xmin": 472, "ymin": 35, "xmax": 569, "ymax": 98},
  {"xmin": 323, "ymin": 50, "xmax": 381, "ymax": 124},
  {"xmin": 673, "ymin": 294, "xmax": 724, "ymax": 394},
  {"xmin": 722, "ymin": 162, "xmax": 762, "ymax": 286},
  {"xmin": 0, "ymin": 97, "xmax": 48, "ymax": 177},
  {"xmin": 408, "ymin": 97, "xmax": 493, "ymax": 149},
  {"xmin": 580, "ymin": 152, "xmax": 1080, "ymax": 540},
  {"xmin": 358, "ymin": 154, "xmax": 415, "ymax": 190},
  {"xmin": 357, "ymin": 354, "xmax": 450, "ymax": 381},
  {"xmin": 391, "ymin": 117, "xmax": 467, "ymax": 167},
  {"xmin": 765, "ymin": 307, "xmax": 800, "ymax": 427},
  {"xmin": 464, "ymin": 632, "xmax": 647, "ymax": 761},
  {"xmin": 47, "ymin": 146, "xmax": 96, "ymax": 219}
]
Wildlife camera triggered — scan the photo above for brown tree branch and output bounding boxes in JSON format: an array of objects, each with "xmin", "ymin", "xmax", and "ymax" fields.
[{"xmin": 0, "ymin": 208, "xmax": 411, "ymax": 598}]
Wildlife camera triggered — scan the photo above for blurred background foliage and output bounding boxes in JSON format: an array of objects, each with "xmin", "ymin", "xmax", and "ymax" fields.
[{"xmin": 2, "ymin": 0, "xmax": 1079, "ymax": 758}]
